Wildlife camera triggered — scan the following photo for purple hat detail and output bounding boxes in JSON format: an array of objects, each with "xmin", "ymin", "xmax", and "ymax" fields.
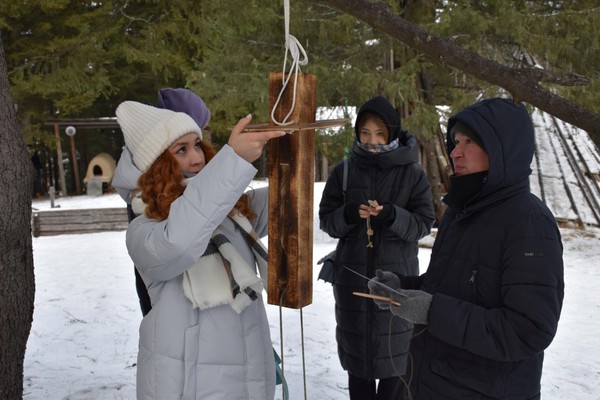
[{"xmin": 156, "ymin": 88, "xmax": 211, "ymax": 129}]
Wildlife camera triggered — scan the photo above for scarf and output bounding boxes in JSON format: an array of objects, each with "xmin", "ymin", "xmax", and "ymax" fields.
[
  {"xmin": 133, "ymin": 177, "xmax": 269, "ymax": 314},
  {"xmin": 356, "ymin": 138, "xmax": 400, "ymax": 153},
  {"xmin": 182, "ymin": 212, "xmax": 269, "ymax": 314}
]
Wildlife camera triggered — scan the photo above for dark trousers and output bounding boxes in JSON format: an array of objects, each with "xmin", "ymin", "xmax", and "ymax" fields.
[{"xmin": 348, "ymin": 373, "xmax": 405, "ymax": 400}]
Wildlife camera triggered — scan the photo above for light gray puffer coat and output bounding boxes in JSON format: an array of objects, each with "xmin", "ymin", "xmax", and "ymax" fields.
[{"xmin": 112, "ymin": 145, "xmax": 275, "ymax": 400}]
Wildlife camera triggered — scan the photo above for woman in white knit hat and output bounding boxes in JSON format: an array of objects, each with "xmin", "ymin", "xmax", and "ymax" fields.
[
  {"xmin": 112, "ymin": 100, "xmax": 284, "ymax": 400},
  {"xmin": 114, "ymin": 88, "xmax": 214, "ymax": 318}
]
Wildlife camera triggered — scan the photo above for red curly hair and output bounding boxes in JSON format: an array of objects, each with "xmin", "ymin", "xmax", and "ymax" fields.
[{"xmin": 137, "ymin": 141, "xmax": 256, "ymax": 222}]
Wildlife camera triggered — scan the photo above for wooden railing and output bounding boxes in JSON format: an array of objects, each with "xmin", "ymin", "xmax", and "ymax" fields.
[{"xmin": 31, "ymin": 207, "xmax": 128, "ymax": 237}]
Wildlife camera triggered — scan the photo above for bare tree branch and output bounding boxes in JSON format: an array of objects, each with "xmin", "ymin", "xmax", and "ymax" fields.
[{"xmin": 320, "ymin": 0, "xmax": 600, "ymax": 144}]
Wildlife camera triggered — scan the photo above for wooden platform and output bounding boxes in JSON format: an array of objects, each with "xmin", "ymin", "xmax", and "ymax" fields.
[{"xmin": 31, "ymin": 207, "xmax": 128, "ymax": 237}]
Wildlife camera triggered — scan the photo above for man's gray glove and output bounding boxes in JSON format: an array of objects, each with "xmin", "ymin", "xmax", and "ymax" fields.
[
  {"xmin": 388, "ymin": 289, "xmax": 432, "ymax": 325},
  {"xmin": 368, "ymin": 269, "xmax": 432, "ymax": 325},
  {"xmin": 367, "ymin": 270, "xmax": 402, "ymax": 310}
]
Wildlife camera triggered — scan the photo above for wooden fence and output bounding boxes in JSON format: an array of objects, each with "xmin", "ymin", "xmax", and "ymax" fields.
[{"xmin": 32, "ymin": 207, "xmax": 128, "ymax": 237}]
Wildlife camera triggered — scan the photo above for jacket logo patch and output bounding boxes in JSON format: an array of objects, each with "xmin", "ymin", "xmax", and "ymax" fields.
[{"xmin": 524, "ymin": 252, "xmax": 544, "ymax": 257}]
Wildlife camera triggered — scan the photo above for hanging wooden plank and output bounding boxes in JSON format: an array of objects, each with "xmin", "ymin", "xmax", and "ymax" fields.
[{"xmin": 267, "ymin": 72, "xmax": 316, "ymax": 309}]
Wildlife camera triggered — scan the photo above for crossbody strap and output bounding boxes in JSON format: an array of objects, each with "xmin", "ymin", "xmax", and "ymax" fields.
[{"xmin": 342, "ymin": 157, "xmax": 348, "ymax": 202}]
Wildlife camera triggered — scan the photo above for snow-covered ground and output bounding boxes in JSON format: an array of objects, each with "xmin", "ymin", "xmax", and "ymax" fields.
[{"xmin": 24, "ymin": 185, "xmax": 600, "ymax": 399}]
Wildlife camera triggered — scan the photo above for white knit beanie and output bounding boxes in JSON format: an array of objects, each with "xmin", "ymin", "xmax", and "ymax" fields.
[{"xmin": 116, "ymin": 101, "xmax": 203, "ymax": 172}]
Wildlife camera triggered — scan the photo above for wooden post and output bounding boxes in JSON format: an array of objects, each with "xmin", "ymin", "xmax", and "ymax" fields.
[
  {"xmin": 54, "ymin": 124, "xmax": 68, "ymax": 196},
  {"xmin": 69, "ymin": 135, "xmax": 81, "ymax": 194},
  {"xmin": 49, "ymin": 186, "xmax": 57, "ymax": 208},
  {"xmin": 267, "ymin": 72, "xmax": 316, "ymax": 309}
]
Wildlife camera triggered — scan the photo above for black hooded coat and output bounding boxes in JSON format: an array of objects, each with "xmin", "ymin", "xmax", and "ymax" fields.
[
  {"xmin": 403, "ymin": 98, "xmax": 564, "ymax": 399},
  {"xmin": 319, "ymin": 96, "xmax": 435, "ymax": 379}
]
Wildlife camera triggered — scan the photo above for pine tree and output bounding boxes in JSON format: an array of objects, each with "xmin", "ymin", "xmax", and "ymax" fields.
[{"xmin": 1, "ymin": 0, "xmax": 599, "ymax": 198}]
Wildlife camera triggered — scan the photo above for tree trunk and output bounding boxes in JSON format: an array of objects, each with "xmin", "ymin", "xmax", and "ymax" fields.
[
  {"xmin": 0, "ymin": 37, "xmax": 35, "ymax": 399},
  {"xmin": 420, "ymin": 136, "xmax": 447, "ymax": 225},
  {"xmin": 320, "ymin": 151, "xmax": 329, "ymax": 182}
]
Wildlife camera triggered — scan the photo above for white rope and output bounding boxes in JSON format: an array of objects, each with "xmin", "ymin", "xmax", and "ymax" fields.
[{"xmin": 270, "ymin": 0, "xmax": 308, "ymax": 126}]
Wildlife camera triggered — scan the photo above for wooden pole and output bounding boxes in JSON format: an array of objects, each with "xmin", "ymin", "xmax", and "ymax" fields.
[
  {"xmin": 267, "ymin": 72, "xmax": 316, "ymax": 309},
  {"xmin": 69, "ymin": 135, "xmax": 81, "ymax": 194},
  {"xmin": 53, "ymin": 124, "xmax": 67, "ymax": 196}
]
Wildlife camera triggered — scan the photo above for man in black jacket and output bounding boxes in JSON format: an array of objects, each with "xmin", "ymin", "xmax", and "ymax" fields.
[{"xmin": 369, "ymin": 98, "xmax": 564, "ymax": 400}]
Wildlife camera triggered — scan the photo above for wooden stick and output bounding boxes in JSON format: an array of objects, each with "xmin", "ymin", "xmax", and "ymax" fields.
[
  {"xmin": 242, "ymin": 117, "xmax": 350, "ymax": 132},
  {"xmin": 353, "ymin": 292, "xmax": 401, "ymax": 307}
]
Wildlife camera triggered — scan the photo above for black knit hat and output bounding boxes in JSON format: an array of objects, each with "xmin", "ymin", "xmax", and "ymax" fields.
[{"xmin": 451, "ymin": 120, "xmax": 485, "ymax": 151}]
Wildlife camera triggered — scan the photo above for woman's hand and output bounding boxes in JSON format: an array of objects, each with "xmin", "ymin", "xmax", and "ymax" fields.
[
  {"xmin": 228, "ymin": 115, "xmax": 285, "ymax": 162},
  {"xmin": 358, "ymin": 200, "xmax": 383, "ymax": 218}
]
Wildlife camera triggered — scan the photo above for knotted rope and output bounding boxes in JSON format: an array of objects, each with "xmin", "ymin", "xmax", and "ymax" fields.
[{"xmin": 270, "ymin": 0, "xmax": 309, "ymax": 127}]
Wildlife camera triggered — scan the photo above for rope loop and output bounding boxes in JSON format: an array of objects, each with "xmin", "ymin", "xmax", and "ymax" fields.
[{"xmin": 271, "ymin": 0, "xmax": 309, "ymax": 126}]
